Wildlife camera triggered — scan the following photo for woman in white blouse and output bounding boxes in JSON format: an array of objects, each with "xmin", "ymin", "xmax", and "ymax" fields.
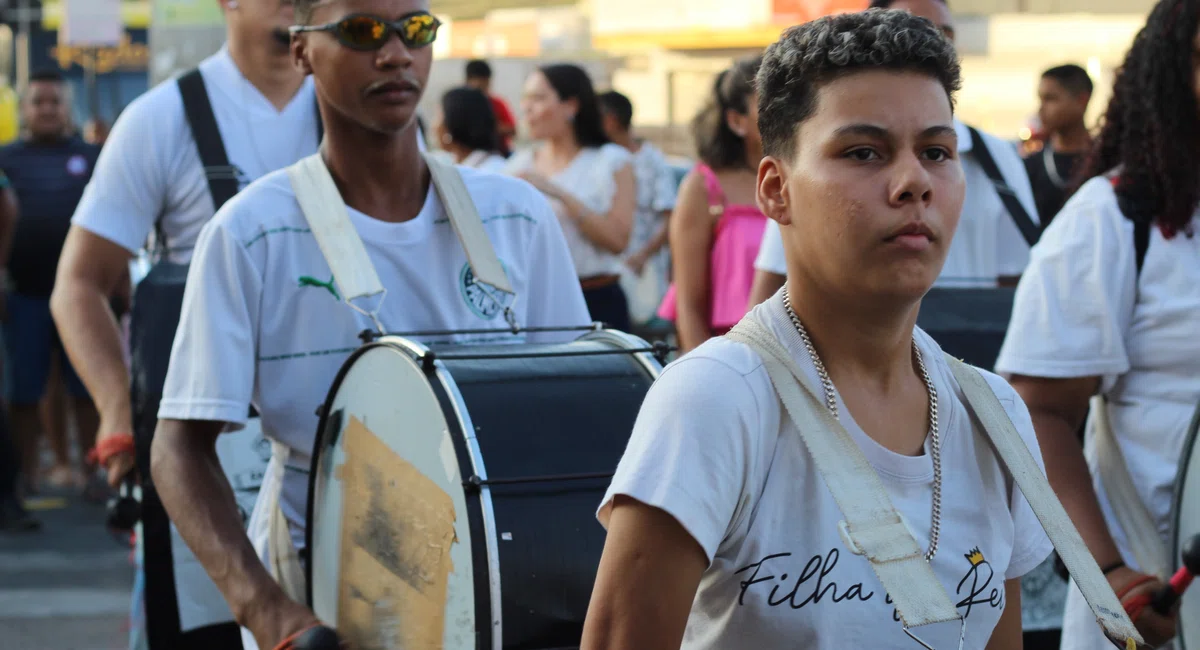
[
  {"xmin": 433, "ymin": 86, "xmax": 507, "ymax": 173},
  {"xmin": 505, "ymin": 64, "xmax": 637, "ymax": 331},
  {"xmin": 996, "ymin": 2, "xmax": 1197, "ymax": 647}
]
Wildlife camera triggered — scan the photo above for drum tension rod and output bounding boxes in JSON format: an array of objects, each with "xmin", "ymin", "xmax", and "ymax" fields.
[{"xmin": 463, "ymin": 472, "xmax": 615, "ymax": 493}]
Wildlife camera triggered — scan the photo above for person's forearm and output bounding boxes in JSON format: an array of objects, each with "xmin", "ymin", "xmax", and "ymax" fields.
[
  {"xmin": 635, "ymin": 219, "xmax": 670, "ymax": 260},
  {"xmin": 152, "ymin": 420, "xmax": 286, "ymax": 627},
  {"xmin": 1029, "ymin": 409, "xmax": 1122, "ymax": 565},
  {"xmin": 50, "ymin": 281, "xmax": 132, "ymax": 429},
  {"xmin": 560, "ymin": 193, "xmax": 630, "ymax": 254},
  {"xmin": 0, "ymin": 192, "xmax": 17, "ymax": 269}
]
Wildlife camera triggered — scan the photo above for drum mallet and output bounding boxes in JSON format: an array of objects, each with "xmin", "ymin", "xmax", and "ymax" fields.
[
  {"xmin": 1121, "ymin": 534, "xmax": 1200, "ymax": 619},
  {"xmin": 273, "ymin": 624, "xmax": 343, "ymax": 650}
]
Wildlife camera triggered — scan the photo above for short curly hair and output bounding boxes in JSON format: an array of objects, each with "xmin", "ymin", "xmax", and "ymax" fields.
[{"xmin": 757, "ymin": 8, "xmax": 962, "ymax": 159}]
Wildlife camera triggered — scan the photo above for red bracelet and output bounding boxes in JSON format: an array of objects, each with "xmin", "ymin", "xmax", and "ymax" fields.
[
  {"xmin": 272, "ymin": 624, "xmax": 320, "ymax": 650},
  {"xmin": 1115, "ymin": 574, "xmax": 1158, "ymax": 601},
  {"xmin": 87, "ymin": 433, "xmax": 135, "ymax": 467}
]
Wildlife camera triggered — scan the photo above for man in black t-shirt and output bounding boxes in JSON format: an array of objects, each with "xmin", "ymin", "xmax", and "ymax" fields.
[
  {"xmin": 1024, "ymin": 64, "xmax": 1093, "ymax": 223},
  {"xmin": 0, "ymin": 69, "xmax": 101, "ymax": 495}
]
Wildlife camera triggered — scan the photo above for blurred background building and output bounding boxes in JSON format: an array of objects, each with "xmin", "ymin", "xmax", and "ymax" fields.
[{"xmin": 0, "ymin": 0, "xmax": 1160, "ymax": 155}]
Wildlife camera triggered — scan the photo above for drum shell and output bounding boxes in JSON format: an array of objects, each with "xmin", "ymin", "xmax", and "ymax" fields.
[{"xmin": 307, "ymin": 330, "xmax": 662, "ymax": 650}]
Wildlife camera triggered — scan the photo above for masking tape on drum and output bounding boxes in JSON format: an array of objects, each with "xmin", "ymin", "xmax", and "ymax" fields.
[
  {"xmin": 337, "ymin": 416, "xmax": 457, "ymax": 650},
  {"xmin": 440, "ymin": 431, "xmax": 460, "ymax": 482}
]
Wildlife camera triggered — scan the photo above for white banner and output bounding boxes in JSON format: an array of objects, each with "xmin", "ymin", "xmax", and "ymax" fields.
[{"xmin": 61, "ymin": 0, "xmax": 122, "ymax": 47}]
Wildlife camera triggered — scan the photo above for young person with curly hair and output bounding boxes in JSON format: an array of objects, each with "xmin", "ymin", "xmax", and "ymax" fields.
[
  {"xmin": 746, "ymin": 0, "xmax": 1041, "ymax": 309},
  {"xmin": 997, "ymin": 0, "xmax": 1200, "ymax": 647},
  {"xmin": 583, "ymin": 9, "xmax": 1052, "ymax": 648}
]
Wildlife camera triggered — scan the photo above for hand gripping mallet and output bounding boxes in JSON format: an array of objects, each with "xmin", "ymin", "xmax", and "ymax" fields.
[{"xmin": 1121, "ymin": 534, "xmax": 1200, "ymax": 620}]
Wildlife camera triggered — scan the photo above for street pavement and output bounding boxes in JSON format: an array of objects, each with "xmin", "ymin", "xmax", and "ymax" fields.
[{"xmin": 0, "ymin": 485, "xmax": 136, "ymax": 650}]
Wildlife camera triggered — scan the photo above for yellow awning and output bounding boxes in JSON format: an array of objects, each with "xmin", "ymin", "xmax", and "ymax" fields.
[
  {"xmin": 592, "ymin": 25, "xmax": 787, "ymax": 52},
  {"xmin": 41, "ymin": 1, "xmax": 152, "ymax": 30}
]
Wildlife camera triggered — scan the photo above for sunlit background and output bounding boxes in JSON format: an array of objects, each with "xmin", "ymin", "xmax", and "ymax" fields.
[{"xmin": 0, "ymin": 0, "xmax": 1156, "ymax": 157}]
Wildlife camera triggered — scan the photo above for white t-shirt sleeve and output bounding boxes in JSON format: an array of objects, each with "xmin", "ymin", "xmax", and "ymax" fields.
[
  {"xmin": 72, "ymin": 92, "xmax": 180, "ymax": 254},
  {"xmin": 755, "ymin": 219, "xmax": 787, "ymax": 275},
  {"xmin": 521, "ymin": 186, "xmax": 592, "ymax": 339},
  {"xmin": 598, "ymin": 354, "xmax": 762, "ymax": 563},
  {"xmin": 652, "ymin": 150, "xmax": 678, "ymax": 214},
  {"xmin": 158, "ymin": 215, "xmax": 261, "ymax": 428},
  {"xmin": 979, "ymin": 372, "xmax": 1054, "ymax": 579},
  {"xmin": 994, "ymin": 178, "xmax": 1135, "ymax": 388}
]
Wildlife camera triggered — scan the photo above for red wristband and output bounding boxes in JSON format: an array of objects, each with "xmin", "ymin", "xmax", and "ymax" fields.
[
  {"xmin": 87, "ymin": 433, "xmax": 135, "ymax": 467},
  {"xmin": 272, "ymin": 624, "xmax": 320, "ymax": 650},
  {"xmin": 1115, "ymin": 574, "xmax": 1157, "ymax": 601}
]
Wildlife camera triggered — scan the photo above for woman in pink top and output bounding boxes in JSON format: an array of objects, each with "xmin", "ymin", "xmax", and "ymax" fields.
[{"xmin": 659, "ymin": 56, "xmax": 767, "ymax": 353}]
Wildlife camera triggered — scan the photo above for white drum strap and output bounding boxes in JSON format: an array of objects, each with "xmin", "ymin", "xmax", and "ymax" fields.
[
  {"xmin": 725, "ymin": 318, "xmax": 964, "ymax": 640},
  {"xmin": 286, "ymin": 153, "xmax": 516, "ymax": 334},
  {"xmin": 946, "ymin": 360, "xmax": 1142, "ymax": 647},
  {"xmin": 1090, "ymin": 394, "xmax": 1170, "ymax": 580}
]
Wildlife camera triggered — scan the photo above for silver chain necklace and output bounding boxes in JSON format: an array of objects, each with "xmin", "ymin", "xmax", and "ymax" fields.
[{"xmin": 782, "ymin": 288, "xmax": 942, "ymax": 561}]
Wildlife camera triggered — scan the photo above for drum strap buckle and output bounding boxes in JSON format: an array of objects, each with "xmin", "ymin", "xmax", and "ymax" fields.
[{"xmin": 346, "ymin": 289, "xmax": 388, "ymax": 336}]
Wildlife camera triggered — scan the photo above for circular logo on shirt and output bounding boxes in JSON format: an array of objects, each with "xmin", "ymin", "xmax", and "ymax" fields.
[
  {"xmin": 459, "ymin": 260, "xmax": 513, "ymax": 320},
  {"xmin": 66, "ymin": 154, "xmax": 89, "ymax": 177}
]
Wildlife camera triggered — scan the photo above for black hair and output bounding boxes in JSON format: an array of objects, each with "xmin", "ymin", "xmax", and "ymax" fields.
[
  {"xmin": 757, "ymin": 9, "xmax": 961, "ymax": 160},
  {"xmin": 441, "ymin": 86, "xmax": 501, "ymax": 154},
  {"xmin": 29, "ymin": 68, "xmax": 65, "ymax": 84},
  {"xmin": 597, "ymin": 90, "xmax": 633, "ymax": 131},
  {"xmin": 692, "ymin": 55, "xmax": 761, "ymax": 170},
  {"xmin": 538, "ymin": 64, "xmax": 609, "ymax": 148},
  {"xmin": 1078, "ymin": 0, "xmax": 1200, "ymax": 238},
  {"xmin": 868, "ymin": 0, "xmax": 947, "ymax": 8},
  {"xmin": 466, "ymin": 60, "xmax": 492, "ymax": 81},
  {"xmin": 1041, "ymin": 64, "xmax": 1094, "ymax": 96}
]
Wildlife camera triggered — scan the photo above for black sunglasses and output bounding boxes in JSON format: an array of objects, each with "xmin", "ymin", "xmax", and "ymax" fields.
[{"xmin": 290, "ymin": 11, "xmax": 442, "ymax": 51}]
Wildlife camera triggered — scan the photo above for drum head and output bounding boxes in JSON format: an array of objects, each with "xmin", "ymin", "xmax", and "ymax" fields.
[
  {"xmin": 309, "ymin": 341, "xmax": 476, "ymax": 649},
  {"xmin": 1174, "ymin": 403, "xmax": 1200, "ymax": 648}
]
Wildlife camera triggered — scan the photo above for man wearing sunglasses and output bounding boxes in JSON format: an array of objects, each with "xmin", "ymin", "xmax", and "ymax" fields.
[{"xmin": 149, "ymin": 1, "xmax": 590, "ymax": 649}]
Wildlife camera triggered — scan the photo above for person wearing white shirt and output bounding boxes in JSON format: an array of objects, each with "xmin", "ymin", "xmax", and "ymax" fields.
[
  {"xmin": 745, "ymin": 0, "xmax": 1040, "ymax": 309},
  {"xmin": 505, "ymin": 64, "xmax": 637, "ymax": 332},
  {"xmin": 51, "ymin": 2, "xmax": 323, "ymax": 648},
  {"xmin": 148, "ymin": 2, "xmax": 590, "ymax": 649},
  {"xmin": 597, "ymin": 89, "xmax": 678, "ymax": 325},
  {"xmin": 582, "ymin": 10, "xmax": 1050, "ymax": 649},
  {"xmin": 433, "ymin": 85, "xmax": 508, "ymax": 173},
  {"xmin": 996, "ymin": 1, "xmax": 1198, "ymax": 647}
]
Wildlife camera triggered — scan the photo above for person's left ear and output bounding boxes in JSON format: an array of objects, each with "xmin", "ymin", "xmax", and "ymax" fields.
[
  {"xmin": 756, "ymin": 156, "xmax": 793, "ymax": 226},
  {"xmin": 291, "ymin": 35, "xmax": 313, "ymax": 75}
]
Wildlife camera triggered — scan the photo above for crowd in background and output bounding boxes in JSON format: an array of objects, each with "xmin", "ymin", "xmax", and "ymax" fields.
[{"xmin": 0, "ymin": 1, "xmax": 1182, "ymax": 646}]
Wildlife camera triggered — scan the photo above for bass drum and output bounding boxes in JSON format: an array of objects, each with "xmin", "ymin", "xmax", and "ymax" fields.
[
  {"xmin": 1174, "ymin": 402, "xmax": 1200, "ymax": 648},
  {"xmin": 305, "ymin": 329, "xmax": 662, "ymax": 650}
]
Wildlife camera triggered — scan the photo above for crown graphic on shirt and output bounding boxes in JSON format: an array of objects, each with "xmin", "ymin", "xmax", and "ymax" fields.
[{"xmin": 965, "ymin": 548, "xmax": 985, "ymax": 566}]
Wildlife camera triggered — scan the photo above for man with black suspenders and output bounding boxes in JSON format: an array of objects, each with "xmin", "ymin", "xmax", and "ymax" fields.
[{"xmin": 50, "ymin": 2, "xmax": 322, "ymax": 647}]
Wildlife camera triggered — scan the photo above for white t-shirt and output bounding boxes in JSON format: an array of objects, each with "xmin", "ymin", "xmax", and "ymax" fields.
[
  {"xmin": 158, "ymin": 166, "xmax": 592, "ymax": 548},
  {"xmin": 754, "ymin": 120, "xmax": 1039, "ymax": 288},
  {"xmin": 994, "ymin": 175, "xmax": 1200, "ymax": 649},
  {"xmin": 628, "ymin": 140, "xmax": 678, "ymax": 259},
  {"xmin": 461, "ymin": 149, "xmax": 508, "ymax": 173},
  {"xmin": 599, "ymin": 292, "xmax": 1052, "ymax": 648},
  {"xmin": 505, "ymin": 143, "xmax": 634, "ymax": 278},
  {"xmin": 72, "ymin": 46, "xmax": 320, "ymax": 263}
]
